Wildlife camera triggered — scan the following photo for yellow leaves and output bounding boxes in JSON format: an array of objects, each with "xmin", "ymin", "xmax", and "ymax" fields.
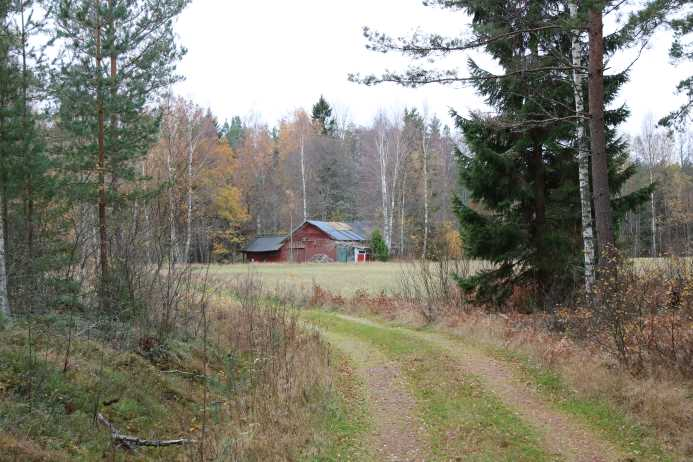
[
  {"xmin": 440, "ymin": 221, "xmax": 462, "ymax": 258},
  {"xmin": 214, "ymin": 186, "xmax": 248, "ymax": 223}
]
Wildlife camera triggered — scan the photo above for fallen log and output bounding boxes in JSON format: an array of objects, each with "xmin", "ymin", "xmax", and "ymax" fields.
[{"xmin": 96, "ymin": 412, "xmax": 196, "ymax": 449}]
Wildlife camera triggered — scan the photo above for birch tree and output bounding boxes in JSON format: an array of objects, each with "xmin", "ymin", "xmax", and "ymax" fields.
[
  {"xmin": 374, "ymin": 112, "xmax": 391, "ymax": 250},
  {"xmin": 569, "ymin": 1, "xmax": 595, "ymax": 293},
  {"xmin": 184, "ymin": 104, "xmax": 206, "ymax": 263},
  {"xmin": 295, "ymin": 111, "xmax": 311, "ymax": 222},
  {"xmin": 421, "ymin": 109, "xmax": 430, "ymax": 260},
  {"xmin": 160, "ymin": 99, "xmax": 181, "ymax": 264},
  {"xmin": 387, "ymin": 115, "xmax": 405, "ymax": 251},
  {"xmin": 634, "ymin": 114, "xmax": 672, "ymax": 258}
]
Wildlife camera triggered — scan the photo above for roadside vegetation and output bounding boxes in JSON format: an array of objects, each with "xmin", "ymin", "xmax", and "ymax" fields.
[{"xmin": 298, "ymin": 256, "xmax": 693, "ymax": 460}]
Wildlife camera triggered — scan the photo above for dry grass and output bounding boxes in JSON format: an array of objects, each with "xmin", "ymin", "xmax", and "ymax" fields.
[
  {"xmin": 439, "ymin": 312, "xmax": 693, "ymax": 459},
  {"xmin": 202, "ymin": 260, "xmax": 490, "ymax": 296},
  {"xmin": 0, "ymin": 272, "xmax": 335, "ymax": 461}
]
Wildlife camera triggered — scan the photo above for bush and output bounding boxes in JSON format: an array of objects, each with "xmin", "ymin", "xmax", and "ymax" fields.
[
  {"xmin": 370, "ymin": 230, "xmax": 389, "ymax": 262},
  {"xmin": 566, "ymin": 256, "xmax": 693, "ymax": 378}
]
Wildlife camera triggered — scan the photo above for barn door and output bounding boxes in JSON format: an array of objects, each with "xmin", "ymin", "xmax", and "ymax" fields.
[{"xmin": 293, "ymin": 248, "xmax": 306, "ymax": 263}]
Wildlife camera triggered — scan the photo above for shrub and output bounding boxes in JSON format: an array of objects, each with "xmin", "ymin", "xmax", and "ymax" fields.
[
  {"xmin": 567, "ymin": 256, "xmax": 693, "ymax": 378},
  {"xmin": 370, "ymin": 230, "xmax": 389, "ymax": 262}
]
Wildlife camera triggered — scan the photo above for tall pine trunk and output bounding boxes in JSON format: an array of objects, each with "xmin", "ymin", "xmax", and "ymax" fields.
[
  {"xmin": 20, "ymin": 1, "xmax": 33, "ymax": 294},
  {"xmin": 588, "ymin": 6, "xmax": 615, "ymax": 266},
  {"xmin": 95, "ymin": 1, "xmax": 109, "ymax": 309},
  {"xmin": 570, "ymin": 1, "xmax": 596, "ymax": 293}
]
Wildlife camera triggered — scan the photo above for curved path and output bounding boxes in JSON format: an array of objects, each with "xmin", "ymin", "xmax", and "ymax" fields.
[{"xmin": 308, "ymin": 311, "xmax": 626, "ymax": 462}]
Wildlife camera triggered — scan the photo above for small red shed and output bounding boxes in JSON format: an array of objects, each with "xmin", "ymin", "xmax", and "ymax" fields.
[{"xmin": 242, "ymin": 235, "xmax": 287, "ymax": 263}]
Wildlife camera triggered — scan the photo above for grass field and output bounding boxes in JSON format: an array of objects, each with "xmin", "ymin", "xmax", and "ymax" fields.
[
  {"xmin": 206, "ymin": 262, "xmax": 407, "ymax": 295},
  {"xmin": 204, "ymin": 257, "xmax": 686, "ymax": 297}
]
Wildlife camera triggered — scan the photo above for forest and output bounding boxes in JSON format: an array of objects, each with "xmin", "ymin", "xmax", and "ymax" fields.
[{"xmin": 1, "ymin": 0, "xmax": 692, "ymax": 461}]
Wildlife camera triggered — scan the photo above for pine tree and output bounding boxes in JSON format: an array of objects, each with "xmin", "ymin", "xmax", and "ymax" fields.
[
  {"xmin": 0, "ymin": 0, "xmax": 18, "ymax": 319},
  {"xmin": 661, "ymin": 1, "xmax": 693, "ymax": 126},
  {"xmin": 311, "ymin": 95, "xmax": 336, "ymax": 136},
  {"xmin": 51, "ymin": 0, "xmax": 189, "ymax": 310}
]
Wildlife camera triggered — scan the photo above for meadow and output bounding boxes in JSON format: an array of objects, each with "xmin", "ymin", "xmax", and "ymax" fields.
[
  {"xmin": 205, "ymin": 262, "xmax": 407, "ymax": 295},
  {"xmin": 204, "ymin": 258, "xmax": 670, "ymax": 296}
]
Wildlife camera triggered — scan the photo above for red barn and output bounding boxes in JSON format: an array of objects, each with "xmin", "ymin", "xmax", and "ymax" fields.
[{"xmin": 242, "ymin": 220, "xmax": 371, "ymax": 263}]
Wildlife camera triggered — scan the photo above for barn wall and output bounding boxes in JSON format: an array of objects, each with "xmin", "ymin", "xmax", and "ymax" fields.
[
  {"xmin": 245, "ymin": 251, "xmax": 282, "ymax": 263},
  {"xmin": 278, "ymin": 223, "xmax": 337, "ymax": 262}
]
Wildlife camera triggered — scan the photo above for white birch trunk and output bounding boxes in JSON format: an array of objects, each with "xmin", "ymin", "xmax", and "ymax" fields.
[
  {"xmin": 570, "ymin": 1, "xmax": 596, "ymax": 293},
  {"xmin": 650, "ymin": 169, "xmax": 657, "ymax": 257},
  {"xmin": 400, "ymin": 173, "xmax": 406, "ymax": 257},
  {"xmin": 185, "ymin": 123, "xmax": 194, "ymax": 263},
  {"xmin": 166, "ymin": 142, "xmax": 177, "ymax": 265},
  {"xmin": 634, "ymin": 210, "xmax": 640, "ymax": 257},
  {"xmin": 300, "ymin": 132, "xmax": 307, "ymax": 222},
  {"xmin": 376, "ymin": 125, "xmax": 390, "ymax": 249},
  {"xmin": 388, "ymin": 135, "xmax": 403, "ymax": 250},
  {"xmin": 0, "ymin": 190, "xmax": 9, "ymax": 319},
  {"xmin": 421, "ymin": 122, "xmax": 429, "ymax": 260}
]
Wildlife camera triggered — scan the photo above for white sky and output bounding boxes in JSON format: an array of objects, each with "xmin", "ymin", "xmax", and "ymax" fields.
[{"xmin": 173, "ymin": 0, "xmax": 692, "ymax": 134}]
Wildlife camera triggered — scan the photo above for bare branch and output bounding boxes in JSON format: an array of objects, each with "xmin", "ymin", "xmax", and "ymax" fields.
[{"xmin": 96, "ymin": 413, "xmax": 196, "ymax": 449}]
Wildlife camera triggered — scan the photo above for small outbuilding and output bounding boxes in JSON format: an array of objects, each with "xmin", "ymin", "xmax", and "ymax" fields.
[
  {"xmin": 241, "ymin": 220, "xmax": 372, "ymax": 263},
  {"xmin": 242, "ymin": 235, "xmax": 287, "ymax": 263}
]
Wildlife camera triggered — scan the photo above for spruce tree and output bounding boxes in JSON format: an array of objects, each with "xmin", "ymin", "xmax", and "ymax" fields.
[
  {"xmin": 51, "ymin": 0, "xmax": 189, "ymax": 310},
  {"xmin": 370, "ymin": 229, "xmax": 389, "ymax": 262},
  {"xmin": 223, "ymin": 115, "xmax": 244, "ymax": 149},
  {"xmin": 311, "ymin": 95, "xmax": 336, "ymax": 136},
  {"xmin": 451, "ymin": 2, "xmax": 648, "ymax": 306}
]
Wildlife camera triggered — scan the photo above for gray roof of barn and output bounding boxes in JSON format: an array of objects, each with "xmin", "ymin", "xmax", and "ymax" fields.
[
  {"xmin": 304, "ymin": 220, "xmax": 368, "ymax": 241},
  {"xmin": 243, "ymin": 235, "xmax": 286, "ymax": 252}
]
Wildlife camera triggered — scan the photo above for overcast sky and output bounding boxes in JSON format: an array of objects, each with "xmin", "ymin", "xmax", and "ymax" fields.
[{"xmin": 173, "ymin": 0, "xmax": 692, "ymax": 135}]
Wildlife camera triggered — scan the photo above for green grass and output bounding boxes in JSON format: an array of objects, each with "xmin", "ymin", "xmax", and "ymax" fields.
[
  {"xmin": 0, "ymin": 314, "xmax": 261, "ymax": 461},
  {"xmin": 485, "ymin": 347, "xmax": 674, "ymax": 462},
  {"xmin": 303, "ymin": 349, "xmax": 372, "ymax": 461},
  {"xmin": 302, "ymin": 310, "xmax": 551, "ymax": 462}
]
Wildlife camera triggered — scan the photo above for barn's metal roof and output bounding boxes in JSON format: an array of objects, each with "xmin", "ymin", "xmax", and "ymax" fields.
[
  {"xmin": 242, "ymin": 236, "xmax": 286, "ymax": 252},
  {"xmin": 306, "ymin": 220, "xmax": 367, "ymax": 241}
]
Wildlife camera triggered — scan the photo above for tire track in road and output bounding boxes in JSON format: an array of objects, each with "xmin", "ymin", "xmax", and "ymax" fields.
[
  {"xmin": 336, "ymin": 314, "xmax": 625, "ymax": 462},
  {"xmin": 320, "ymin": 330, "xmax": 431, "ymax": 462}
]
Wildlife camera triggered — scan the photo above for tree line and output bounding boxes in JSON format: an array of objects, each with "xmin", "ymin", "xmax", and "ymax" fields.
[
  {"xmin": 151, "ymin": 95, "xmax": 464, "ymax": 263},
  {"xmin": 1, "ymin": 0, "xmax": 692, "ymax": 320}
]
